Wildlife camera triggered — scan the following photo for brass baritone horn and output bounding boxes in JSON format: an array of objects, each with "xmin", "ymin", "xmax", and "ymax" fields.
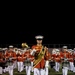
[{"xmin": 21, "ymin": 43, "xmax": 28, "ymax": 48}]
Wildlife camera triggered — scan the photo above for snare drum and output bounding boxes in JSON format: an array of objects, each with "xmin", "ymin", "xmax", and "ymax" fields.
[
  {"xmin": 24, "ymin": 58, "xmax": 31, "ymax": 66},
  {"xmin": 6, "ymin": 58, "xmax": 13, "ymax": 66}
]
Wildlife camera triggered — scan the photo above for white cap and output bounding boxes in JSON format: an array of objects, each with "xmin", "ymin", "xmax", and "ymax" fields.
[
  {"xmin": 0, "ymin": 48, "xmax": 2, "ymax": 50},
  {"xmin": 35, "ymin": 35, "xmax": 44, "ymax": 40},
  {"xmin": 69, "ymin": 49, "xmax": 72, "ymax": 51},
  {"xmin": 9, "ymin": 45, "xmax": 13, "ymax": 48},
  {"xmin": 74, "ymin": 48, "xmax": 75, "ymax": 50},
  {"xmin": 56, "ymin": 49, "xmax": 59, "ymax": 52},
  {"xmin": 68, "ymin": 49, "xmax": 73, "ymax": 52},
  {"xmin": 62, "ymin": 46, "xmax": 67, "ymax": 49},
  {"xmin": 2, "ymin": 48, "xmax": 6, "ymax": 51},
  {"xmin": 18, "ymin": 49, "xmax": 21, "ymax": 51},
  {"xmin": 4, "ymin": 48, "xmax": 8, "ymax": 50}
]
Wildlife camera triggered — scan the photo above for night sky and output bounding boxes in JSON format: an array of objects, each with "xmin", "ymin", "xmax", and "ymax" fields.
[
  {"xmin": 0, "ymin": 3, "xmax": 74, "ymax": 46},
  {"xmin": 0, "ymin": 25, "xmax": 74, "ymax": 46},
  {"xmin": 0, "ymin": 10, "xmax": 74, "ymax": 46}
]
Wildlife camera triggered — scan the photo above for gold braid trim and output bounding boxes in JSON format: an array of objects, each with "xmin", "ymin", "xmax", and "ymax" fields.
[
  {"xmin": 33, "ymin": 46, "xmax": 43, "ymax": 64},
  {"xmin": 33, "ymin": 46, "xmax": 46, "ymax": 69},
  {"xmin": 33, "ymin": 46, "xmax": 43, "ymax": 63}
]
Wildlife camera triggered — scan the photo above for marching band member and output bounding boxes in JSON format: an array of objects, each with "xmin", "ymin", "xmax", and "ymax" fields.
[
  {"xmin": 68, "ymin": 49, "xmax": 74, "ymax": 72},
  {"xmin": 0, "ymin": 48, "xmax": 4, "ymax": 74},
  {"xmin": 61, "ymin": 46, "xmax": 69, "ymax": 75},
  {"xmin": 17, "ymin": 49, "xmax": 24, "ymax": 72},
  {"xmin": 54, "ymin": 49, "xmax": 61, "ymax": 72},
  {"xmin": 73, "ymin": 48, "xmax": 75, "ymax": 72},
  {"xmin": 2, "ymin": 48, "xmax": 8, "ymax": 73},
  {"xmin": 0, "ymin": 48, "xmax": 8, "ymax": 74},
  {"xmin": 50, "ymin": 48, "xmax": 57, "ymax": 69},
  {"xmin": 13, "ymin": 47, "xmax": 17, "ymax": 69},
  {"xmin": 31, "ymin": 35, "xmax": 50, "ymax": 75},
  {"xmin": 23, "ymin": 48, "xmax": 34, "ymax": 75},
  {"xmin": 44, "ymin": 48, "xmax": 51, "ymax": 75},
  {"xmin": 4, "ymin": 48, "xmax": 9, "ymax": 72},
  {"xmin": 30, "ymin": 49, "xmax": 35, "ymax": 73},
  {"xmin": 5, "ymin": 45, "xmax": 16, "ymax": 75}
]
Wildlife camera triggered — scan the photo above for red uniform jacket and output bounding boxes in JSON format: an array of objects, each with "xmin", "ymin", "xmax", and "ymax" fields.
[
  {"xmin": 61, "ymin": 51, "xmax": 69, "ymax": 62},
  {"xmin": 32, "ymin": 45, "xmax": 50, "ymax": 69},
  {"xmin": 23, "ymin": 50, "xmax": 34, "ymax": 62},
  {"xmin": 5, "ymin": 51, "xmax": 17, "ymax": 62},
  {"xmin": 55, "ymin": 54, "xmax": 61, "ymax": 63},
  {"xmin": 69, "ymin": 53, "xmax": 74, "ymax": 62},
  {"xmin": 17, "ymin": 53, "xmax": 24, "ymax": 62}
]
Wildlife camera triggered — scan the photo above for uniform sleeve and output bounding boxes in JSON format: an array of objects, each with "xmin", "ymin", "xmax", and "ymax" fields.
[
  {"xmin": 32, "ymin": 45, "xmax": 36, "ymax": 49},
  {"xmin": 55, "ymin": 55, "xmax": 61, "ymax": 62},
  {"xmin": 74, "ymin": 53, "xmax": 75, "ymax": 58},
  {"xmin": 30, "ymin": 55, "xmax": 34, "ymax": 61},
  {"xmin": 13, "ymin": 52, "xmax": 17, "ymax": 59},
  {"xmin": 45, "ymin": 49, "xmax": 51, "ymax": 60},
  {"xmin": 5, "ymin": 51, "xmax": 9, "ymax": 59},
  {"xmin": 60, "ymin": 52, "xmax": 63, "ymax": 58},
  {"xmin": 22, "ymin": 53, "xmax": 26, "ymax": 60},
  {"xmin": 51, "ymin": 54, "xmax": 56, "ymax": 61}
]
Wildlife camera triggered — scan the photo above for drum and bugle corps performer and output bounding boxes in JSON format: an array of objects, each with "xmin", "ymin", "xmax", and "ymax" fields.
[
  {"xmin": 61, "ymin": 46, "xmax": 69, "ymax": 75},
  {"xmin": 5, "ymin": 45, "xmax": 17, "ymax": 75},
  {"xmin": 30, "ymin": 35, "xmax": 50, "ymax": 75}
]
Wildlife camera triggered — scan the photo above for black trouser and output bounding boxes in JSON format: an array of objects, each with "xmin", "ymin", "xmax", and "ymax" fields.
[
  {"xmin": 50, "ymin": 62, "xmax": 55, "ymax": 68},
  {"xmin": 74, "ymin": 60, "xmax": 75, "ymax": 67},
  {"xmin": 0, "ymin": 62, "xmax": 7, "ymax": 69}
]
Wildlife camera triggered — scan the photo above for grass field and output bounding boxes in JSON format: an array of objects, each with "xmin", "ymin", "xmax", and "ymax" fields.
[{"xmin": 1, "ymin": 68, "xmax": 75, "ymax": 75}]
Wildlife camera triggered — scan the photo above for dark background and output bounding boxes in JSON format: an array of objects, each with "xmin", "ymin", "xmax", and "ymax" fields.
[
  {"xmin": 0, "ymin": 5, "xmax": 74, "ymax": 46},
  {"xmin": 0, "ymin": 25, "xmax": 74, "ymax": 46}
]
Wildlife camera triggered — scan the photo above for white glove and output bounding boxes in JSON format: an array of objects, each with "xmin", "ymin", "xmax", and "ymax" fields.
[
  {"xmin": 16, "ymin": 51, "xmax": 18, "ymax": 54},
  {"xmin": 30, "ymin": 49, "xmax": 36, "ymax": 55},
  {"xmin": 45, "ymin": 61, "xmax": 49, "ymax": 68},
  {"xmin": 9, "ymin": 57, "xmax": 12, "ymax": 61},
  {"xmin": 31, "ymin": 62, "xmax": 33, "ymax": 67}
]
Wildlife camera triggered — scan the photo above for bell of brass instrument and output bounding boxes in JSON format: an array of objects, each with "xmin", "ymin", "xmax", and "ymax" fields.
[{"xmin": 21, "ymin": 43, "xmax": 28, "ymax": 48}]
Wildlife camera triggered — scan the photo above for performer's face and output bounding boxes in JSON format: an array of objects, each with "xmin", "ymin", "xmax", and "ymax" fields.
[
  {"xmin": 63, "ymin": 48, "xmax": 67, "ymax": 52},
  {"xmin": 57, "ymin": 52, "xmax": 59, "ymax": 55},
  {"xmin": 18, "ymin": 51, "xmax": 20, "ymax": 53},
  {"xmin": 9, "ymin": 48, "xmax": 13, "ymax": 51},
  {"xmin": 36, "ymin": 40, "xmax": 42, "ymax": 44}
]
